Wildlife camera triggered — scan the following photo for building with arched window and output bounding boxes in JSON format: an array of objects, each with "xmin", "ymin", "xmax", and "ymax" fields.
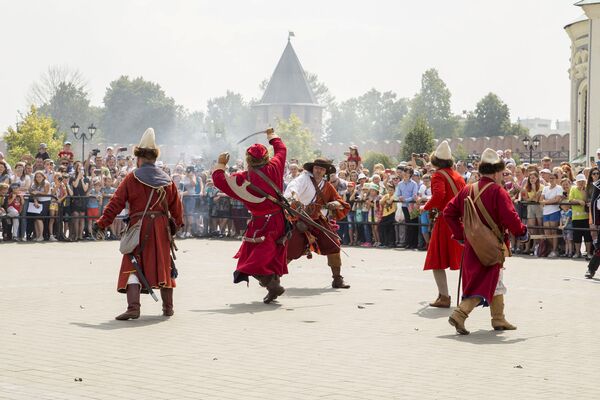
[{"xmin": 566, "ymin": 1, "xmax": 600, "ymax": 164}]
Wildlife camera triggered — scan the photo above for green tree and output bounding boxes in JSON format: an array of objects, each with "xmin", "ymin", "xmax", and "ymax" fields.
[
  {"xmin": 276, "ymin": 114, "xmax": 316, "ymax": 162},
  {"xmin": 401, "ymin": 116, "xmax": 435, "ymax": 161},
  {"xmin": 453, "ymin": 143, "xmax": 469, "ymax": 161},
  {"xmin": 4, "ymin": 106, "xmax": 64, "ymax": 165},
  {"xmin": 27, "ymin": 65, "xmax": 88, "ymax": 106},
  {"xmin": 205, "ymin": 91, "xmax": 254, "ymax": 141},
  {"xmin": 38, "ymin": 82, "xmax": 100, "ymax": 137},
  {"xmin": 101, "ymin": 76, "xmax": 177, "ymax": 144},
  {"xmin": 405, "ymin": 68, "xmax": 457, "ymax": 138},
  {"xmin": 326, "ymin": 89, "xmax": 408, "ymax": 142},
  {"xmin": 464, "ymin": 93, "xmax": 511, "ymax": 137},
  {"xmin": 362, "ymin": 151, "xmax": 395, "ymax": 172}
]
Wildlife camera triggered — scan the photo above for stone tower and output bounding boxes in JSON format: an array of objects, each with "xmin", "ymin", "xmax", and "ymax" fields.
[{"xmin": 253, "ymin": 38, "xmax": 323, "ymax": 138}]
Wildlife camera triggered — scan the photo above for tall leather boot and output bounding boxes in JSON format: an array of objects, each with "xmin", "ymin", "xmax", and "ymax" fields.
[
  {"xmin": 585, "ymin": 253, "xmax": 600, "ymax": 279},
  {"xmin": 448, "ymin": 297, "xmax": 480, "ymax": 335},
  {"xmin": 490, "ymin": 295, "xmax": 516, "ymax": 331},
  {"xmin": 263, "ymin": 274, "xmax": 285, "ymax": 304},
  {"xmin": 160, "ymin": 288, "xmax": 174, "ymax": 317},
  {"xmin": 115, "ymin": 284, "xmax": 141, "ymax": 320},
  {"xmin": 329, "ymin": 254, "xmax": 350, "ymax": 289}
]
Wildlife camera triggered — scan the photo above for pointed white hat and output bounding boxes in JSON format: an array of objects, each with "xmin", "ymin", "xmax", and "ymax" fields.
[
  {"xmin": 480, "ymin": 148, "xmax": 501, "ymax": 164},
  {"xmin": 434, "ymin": 140, "xmax": 452, "ymax": 160},
  {"xmin": 138, "ymin": 128, "xmax": 157, "ymax": 149}
]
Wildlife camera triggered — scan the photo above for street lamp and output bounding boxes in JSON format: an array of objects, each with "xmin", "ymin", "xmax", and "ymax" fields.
[
  {"xmin": 522, "ymin": 135, "xmax": 540, "ymax": 164},
  {"xmin": 71, "ymin": 122, "xmax": 97, "ymax": 161}
]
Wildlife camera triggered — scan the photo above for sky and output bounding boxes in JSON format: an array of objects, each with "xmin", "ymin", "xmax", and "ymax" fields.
[{"xmin": 0, "ymin": 0, "xmax": 582, "ymax": 133}]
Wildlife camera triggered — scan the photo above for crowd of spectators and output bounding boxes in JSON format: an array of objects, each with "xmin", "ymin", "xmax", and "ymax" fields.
[{"xmin": 1, "ymin": 140, "xmax": 599, "ymax": 263}]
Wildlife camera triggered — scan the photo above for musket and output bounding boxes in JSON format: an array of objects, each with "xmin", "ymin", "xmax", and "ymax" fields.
[
  {"xmin": 129, "ymin": 255, "xmax": 159, "ymax": 302},
  {"xmin": 246, "ymin": 169, "xmax": 346, "ymax": 255},
  {"xmin": 236, "ymin": 127, "xmax": 274, "ymax": 144}
]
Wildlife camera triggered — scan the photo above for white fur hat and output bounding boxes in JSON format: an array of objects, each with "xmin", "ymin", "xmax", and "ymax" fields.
[
  {"xmin": 138, "ymin": 128, "xmax": 157, "ymax": 149},
  {"xmin": 434, "ymin": 140, "xmax": 452, "ymax": 160},
  {"xmin": 480, "ymin": 148, "xmax": 501, "ymax": 165}
]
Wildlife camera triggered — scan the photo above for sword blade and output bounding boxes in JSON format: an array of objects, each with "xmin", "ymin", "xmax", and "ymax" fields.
[
  {"xmin": 236, "ymin": 130, "xmax": 267, "ymax": 144},
  {"xmin": 129, "ymin": 255, "xmax": 159, "ymax": 302}
]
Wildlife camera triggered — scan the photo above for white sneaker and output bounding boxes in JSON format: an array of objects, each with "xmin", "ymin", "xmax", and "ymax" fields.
[
  {"xmin": 34, "ymin": 237, "xmax": 44, "ymax": 242},
  {"xmin": 548, "ymin": 251, "xmax": 558, "ymax": 258},
  {"xmin": 49, "ymin": 235, "xmax": 57, "ymax": 242}
]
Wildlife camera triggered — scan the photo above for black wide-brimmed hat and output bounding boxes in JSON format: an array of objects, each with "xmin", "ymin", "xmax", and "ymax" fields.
[{"xmin": 303, "ymin": 158, "xmax": 336, "ymax": 175}]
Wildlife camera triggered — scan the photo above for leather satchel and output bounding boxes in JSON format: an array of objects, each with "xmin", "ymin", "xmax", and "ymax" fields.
[
  {"xmin": 119, "ymin": 189, "xmax": 155, "ymax": 255},
  {"xmin": 463, "ymin": 183, "xmax": 506, "ymax": 267}
]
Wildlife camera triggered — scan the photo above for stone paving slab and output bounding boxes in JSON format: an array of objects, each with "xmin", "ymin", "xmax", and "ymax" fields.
[{"xmin": 0, "ymin": 239, "xmax": 596, "ymax": 399}]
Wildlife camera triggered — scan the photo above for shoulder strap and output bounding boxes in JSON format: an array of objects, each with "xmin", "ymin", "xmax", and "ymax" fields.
[
  {"xmin": 438, "ymin": 169, "xmax": 459, "ymax": 196},
  {"xmin": 471, "ymin": 183, "xmax": 503, "ymax": 240},
  {"xmin": 310, "ymin": 177, "xmax": 326, "ymax": 204},
  {"xmin": 140, "ymin": 188, "xmax": 155, "ymax": 219},
  {"xmin": 252, "ymin": 167, "xmax": 284, "ymax": 199}
]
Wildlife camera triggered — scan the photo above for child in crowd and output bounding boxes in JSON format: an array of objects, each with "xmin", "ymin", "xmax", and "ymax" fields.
[
  {"xmin": 367, "ymin": 183, "xmax": 382, "ymax": 247},
  {"xmin": 86, "ymin": 179, "xmax": 102, "ymax": 240},
  {"xmin": 559, "ymin": 203, "xmax": 573, "ymax": 258},
  {"xmin": 6, "ymin": 184, "xmax": 24, "ymax": 241}
]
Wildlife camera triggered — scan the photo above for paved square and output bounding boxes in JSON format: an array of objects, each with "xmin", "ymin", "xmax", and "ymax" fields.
[{"xmin": 0, "ymin": 240, "xmax": 596, "ymax": 399}]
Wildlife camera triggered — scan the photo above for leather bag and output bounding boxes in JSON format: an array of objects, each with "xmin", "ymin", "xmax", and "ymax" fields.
[
  {"xmin": 463, "ymin": 183, "xmax": 505, "ymax": 267},
  {"xmin": 119, "ymin": 189, "xmax": 155, "ymax": 255}
]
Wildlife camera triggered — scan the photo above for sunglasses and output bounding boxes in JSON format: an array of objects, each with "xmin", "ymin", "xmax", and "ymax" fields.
[{"xmin": 592, "ymin": 172, "xmax": 600, "ymax": 176}]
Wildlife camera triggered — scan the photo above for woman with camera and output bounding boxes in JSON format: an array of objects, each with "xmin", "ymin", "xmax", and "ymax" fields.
[{"xmin": 67, "ymin": 161, "xmax": 89, "ymax": 241}]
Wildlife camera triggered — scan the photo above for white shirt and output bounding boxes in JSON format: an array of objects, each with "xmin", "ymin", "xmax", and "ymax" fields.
[
  {"xmin": 284, "ymin": 171, "xmax": 324, "ymax": 206},
  {"xmin": 541, "ymin": 185, "xmax": 563, "ymax": 215}
]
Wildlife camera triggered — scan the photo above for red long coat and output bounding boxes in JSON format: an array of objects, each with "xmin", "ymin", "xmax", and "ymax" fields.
[
  {"xmin": 423, "ymin": 168, "xmax": 465, "ymax": 270},
  {"xmin": 97, "ymin": 172, "xmax": 183, "ymax": 293},
  {"xmin": 212, "ymin": 138, "xmax": 288, "ymax": 279},
  {"xmin": 444, "ymin": 177, "xmax": 527, "ymax": 306}
]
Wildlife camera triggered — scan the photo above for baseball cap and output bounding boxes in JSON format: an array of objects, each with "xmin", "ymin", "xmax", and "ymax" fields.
[
  {"xmin": 358, "ymin": 173, "xmax": 367, "ymax": 180},
  {"xmin": 64, "ymin": 141, "xmax": 72, "ymax": 145},
  {"xmin": 576, "ymin": 174, "xmax": 587, "ymax": 182},
  {"xmin": 540, "ymin": 168, "xmax": 552, "ymax": 174}
]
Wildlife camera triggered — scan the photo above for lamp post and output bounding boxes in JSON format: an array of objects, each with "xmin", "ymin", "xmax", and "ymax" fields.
[
  {"xmin": 522, "ymin": 136, "xmax": 540, "ymax": 164},
  {"xmin": 71, "ymin": 122, "xmax": 97, "ymax": 161}
]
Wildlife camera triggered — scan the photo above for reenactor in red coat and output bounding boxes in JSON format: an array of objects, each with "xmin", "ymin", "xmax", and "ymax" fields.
[
  {"xmin": 212, "ymin": 129, "xmax": 288, "ymax": 303},
  {"xmin": 444, "ymin": 148, "xmax": 528, "ymax": 335},
  {"xmin": 284, "ymin": 158, "xmax": 351, "ymax": 289},
  {"xmin": 421, "ymin": 141, "xmax": 465, "ymax": 308},
  {"xmin": 95, "ymin": 128, "xmax": 184, "ymax": 320}
]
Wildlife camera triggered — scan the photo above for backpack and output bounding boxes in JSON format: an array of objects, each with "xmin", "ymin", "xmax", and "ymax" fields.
[{"xmin": 463, "ymin": 183, "xmax": 506, "ymax": 267}]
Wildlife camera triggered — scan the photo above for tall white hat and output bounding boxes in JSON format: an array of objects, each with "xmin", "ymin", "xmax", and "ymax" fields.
[
  {"xmin": 138, "ymin": 128, "xmax": 157, "ymax": 149},
  {"xmin": 434, "ymin": 140, "xmax": 452, "ymax": 160},
  {"xmin": 480, "ymin": 148, "xmax": 501, "ymax": 164}
]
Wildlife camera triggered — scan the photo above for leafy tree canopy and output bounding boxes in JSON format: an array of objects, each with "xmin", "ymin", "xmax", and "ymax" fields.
[
  {"xmin": 4, "ymin": 106, "xmax": 64, "ymax": 165},
  {"xmin": 276, "ymin": 114, "xmax": 316, "ymax": 163},
  {"xmin": 101, "ymin": 76, "xmax": 177, "ymax": 144},
  {"xmin": 401, "ymin": 116, "xmax": 435, "ymax": 161}
]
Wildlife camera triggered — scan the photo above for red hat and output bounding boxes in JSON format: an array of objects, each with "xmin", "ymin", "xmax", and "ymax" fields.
[{"xmin": 247, "ymin": 144, "xmax": 268, "ymax": 159}]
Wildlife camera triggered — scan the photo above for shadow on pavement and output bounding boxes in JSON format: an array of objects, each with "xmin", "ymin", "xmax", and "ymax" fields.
[
  {"xmin": 437, "ymin": 329, "xmax": 528, "ymax": 345},
  {"xmin": 283, "ymin": 287, "xmax": 339, "ymax": 298},
  {"xmin": 414, "ymin": 302, "xmax": 452, "ymax": 319},
  {"xmin": 70, "ymin": 316, "xmax": 167, "ymax": 330},
  {"xmin": 191, "ymin": 301, "xmax": 282, "ymax": 315}
]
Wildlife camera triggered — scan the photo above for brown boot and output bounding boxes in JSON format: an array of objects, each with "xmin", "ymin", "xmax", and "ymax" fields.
[
  {"xmin": 332, "ymin": 275, "xmax": 350, "ymax": 289},
  {"xmin": 448, "ymin": 297, "xmax": 480, "ymax": 335},
  {"xmin": 263, "ymin": 274, "xmax": 285, "ymax": 304},
  {"xmin": 429, "ymin": 294, "xmax": 451, "ymax": 308},
  {"xmin": 329, "ymin": 261, "xmax": 350, "ymax": 289},
  {"xmin": 160, "ymin": 288, "xmax": 174, "ymax": 317},
  {"xmin": 115, "ymin": 284, "xmax": 141, "ymax": 320},
  {"xmin": 490, "ymin": 295, "xmax": 516, "ymax": 331}
]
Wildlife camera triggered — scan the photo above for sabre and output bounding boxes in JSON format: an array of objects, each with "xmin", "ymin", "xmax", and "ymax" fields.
[
  {"xmin": 129, "ymin": 255, "xmax": 159, "ymax": 302},
  {"xmin": 236, "ymin": 128, "xmax": 274, "ymax": 144}
]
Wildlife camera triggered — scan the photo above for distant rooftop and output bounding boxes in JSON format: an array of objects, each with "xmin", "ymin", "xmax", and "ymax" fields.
[{"xmin": 258, "ymin": 39, "xmax": 319, "ymax": 105}]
